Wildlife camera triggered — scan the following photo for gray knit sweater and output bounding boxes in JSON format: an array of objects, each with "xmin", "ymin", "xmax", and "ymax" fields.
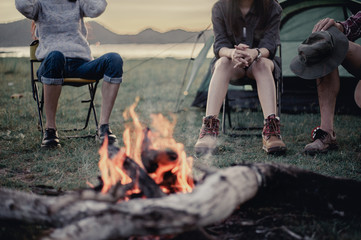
[{"xmin": 15, "ymin": 0, "xmax": 107, "ymax": 61}]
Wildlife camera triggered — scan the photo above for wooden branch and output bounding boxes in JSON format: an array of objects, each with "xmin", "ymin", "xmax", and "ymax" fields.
[
  {"xmin": 0, "ymin": 166, "xmax": 259, "ymax": 240},
  {"xmin": 1, "ymin": 163, "xmax": 360, "ymax": 240}
]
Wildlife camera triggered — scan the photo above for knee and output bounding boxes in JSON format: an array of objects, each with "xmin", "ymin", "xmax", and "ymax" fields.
[
  {"xmin": 355, "ymin": 81, "xmax": 361, "ymax": 108},
  {"xmin": 46, "ymin": 51, "xmax": 65, "ymax": 64},
  {"xmin": 214, "ymin": 57, "xmax": 232, "ymax": 71},
  {"xmin": 252, "ymin": 58, "xmax": 272, "ymax": 72},
  {"xmin": 104, "ymin": 52, "xmax": 123, "ymax": 67}
]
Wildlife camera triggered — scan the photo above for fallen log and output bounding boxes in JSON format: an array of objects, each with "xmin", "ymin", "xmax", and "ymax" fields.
[{"xmin": 0, "ymin": 163, "xmax": 360, "ymax": 240}]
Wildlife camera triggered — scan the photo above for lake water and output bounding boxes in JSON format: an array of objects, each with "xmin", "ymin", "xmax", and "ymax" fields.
[{"xmin": 0, "ymin": 43, "xmax": 213, "ymax": 59}]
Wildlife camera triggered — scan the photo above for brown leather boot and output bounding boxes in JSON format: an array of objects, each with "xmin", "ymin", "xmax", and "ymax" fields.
[
  {"xmin": 262, "ymin": 114, "xmax": 287, "ymax": 154},
  {"xmin": 194, "ymin": 115, "xmax": 220, "ymax": 155},
  {"xmin": 304, "ymin": 128, "xmax": 338, "ymax": 155}
]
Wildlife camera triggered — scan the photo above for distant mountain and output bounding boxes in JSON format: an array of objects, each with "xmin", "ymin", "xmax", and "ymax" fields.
[
  {"xmin": 0, "ymin": 19, "xmax": 34, "ymax": 47},
  {"xmin": 0, "ymin": 19, "xmax": 212, "ymax": 47}
]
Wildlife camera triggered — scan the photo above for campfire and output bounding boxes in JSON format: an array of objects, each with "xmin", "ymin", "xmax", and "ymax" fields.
[
  {"xmin": 98, "ymin": 97, "xmax": 194, "ymax": 200},
  {"xmin": 1, "ymin": 101, "xmax": 361, "ymax": 240}
]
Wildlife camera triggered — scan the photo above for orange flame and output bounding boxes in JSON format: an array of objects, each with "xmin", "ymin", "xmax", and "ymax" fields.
[{"xmin": 98, "ymin": 97, "xmax": 194, "ymax": 197}]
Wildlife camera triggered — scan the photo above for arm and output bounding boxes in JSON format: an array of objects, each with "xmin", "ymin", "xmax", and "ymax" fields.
[
  {"xmin": 212, "ymin": 2, "xmax": 233, "ymax": 59},
  {"xmin": 15, "ymin": 0, "xmax": 40, "ymax": 20},
  {"xmin": 212, "ymin": 3, "xmax": 250, "ymax": 68},
  {"xmin": 79, "ymin": 0, "xmax": 107, "ymax": 18},
  {"xmin": 311, "ymin": 12, "xmax": 361, "ymax": 42},
  {"xmin": 339, "ymin": 11, "xmax": 361, "ymax": 42},
  {"xmin": 256, "ymin": 2, "xmax": 282, "ymax": 59},
  {"xmin": 313, "ymin": 17, "xmax": 343, "ymax": 33}
]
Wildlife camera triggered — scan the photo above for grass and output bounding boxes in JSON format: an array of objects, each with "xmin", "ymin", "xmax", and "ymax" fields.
[{"xmin": 0, "ymin": 57, "xmax": 361, "ymax": 239}]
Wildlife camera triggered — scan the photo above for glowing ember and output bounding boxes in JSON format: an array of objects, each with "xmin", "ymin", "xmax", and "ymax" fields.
[{"xmin": 98, "ymin": 97, "xmax": 194, "ymax": 198}]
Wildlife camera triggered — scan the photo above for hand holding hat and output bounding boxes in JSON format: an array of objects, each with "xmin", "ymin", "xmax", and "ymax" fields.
[{"xmin": 290, "ymin": 26, "xmax": 349, "ymax": 80}]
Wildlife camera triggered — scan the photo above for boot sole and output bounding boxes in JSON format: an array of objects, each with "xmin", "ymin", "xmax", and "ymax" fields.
[
  {"xmin": 304, "ymin": 144, "xmax": 339, "ymax": 156},
  {"xmin": 195, "ymin": 146, "xmax": 217, "ymax": 156},
  {"xmin": 41, "ymin": 143, "xmax": 61, "ymax": 148},
  {"xmin": 263, "ymin": 146, "xmax": 287, "ymax": 155},
  {"xmin": 96, "ymin": 135, "xmax": 118, "ymax": 146}
]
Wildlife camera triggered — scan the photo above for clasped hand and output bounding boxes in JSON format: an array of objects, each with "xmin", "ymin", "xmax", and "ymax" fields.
[{"xmin": 232, "ymin": 43, "xmax": 254, "ymax": 69}]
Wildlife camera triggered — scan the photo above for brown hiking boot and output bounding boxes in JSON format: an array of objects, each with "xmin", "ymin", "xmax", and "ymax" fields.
[
  {"xmin": 194, "ymin": 115, "xmax": 220, "ymax": 155},
  {"xmin": 262, "ymin": 114, "xmax": 286, "ymax": 154},
  {"xmin": 304, "ymin": 128, "xmax": 338, "ymax": 155}
]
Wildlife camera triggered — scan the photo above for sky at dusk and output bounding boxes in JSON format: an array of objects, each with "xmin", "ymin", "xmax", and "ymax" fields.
[{"xmin": 0, "ymin": 0, "xmax": 217, "ymax": 34}]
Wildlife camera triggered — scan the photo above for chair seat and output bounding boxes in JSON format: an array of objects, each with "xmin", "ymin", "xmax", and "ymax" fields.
[{"xmin": 64, "ymin": 78, "xmax": 96, "ymax": 84}]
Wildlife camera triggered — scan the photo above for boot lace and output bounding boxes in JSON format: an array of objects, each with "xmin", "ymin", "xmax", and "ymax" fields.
[
  {"xmin": 312, "ymin": 128, "xmax": 328, "ymax": 141},
  {"xmin": 199, "ymin": 116, "xmax": 220, "ymax": 138},
  {"xmin": 263, "ymin": 115, "xmax": 281, "ymax": 139}
]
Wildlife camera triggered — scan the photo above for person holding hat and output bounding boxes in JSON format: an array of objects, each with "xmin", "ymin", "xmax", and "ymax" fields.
[
  {"xmin": 194, "ymin": 0, "xmax": 287, "ymax": 155},
  {"xmin": 290, "ymin": 12, "xmax": 361, "ymax": 155}
]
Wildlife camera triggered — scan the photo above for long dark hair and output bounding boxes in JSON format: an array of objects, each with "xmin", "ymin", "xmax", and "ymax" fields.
[{"xmin": 226, "ymin": 0, "xmax": 271, "ymax": 36}]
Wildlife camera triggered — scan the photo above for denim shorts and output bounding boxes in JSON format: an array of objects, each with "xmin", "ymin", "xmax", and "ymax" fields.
[{"xmin": 37, "ymin": 51, "xmax": 123, "ymax": 85}]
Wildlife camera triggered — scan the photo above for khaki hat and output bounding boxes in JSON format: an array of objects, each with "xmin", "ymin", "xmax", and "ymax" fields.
[{"xmin": 290, "ymin": 26, "xmax": 349, "ymax": 80}]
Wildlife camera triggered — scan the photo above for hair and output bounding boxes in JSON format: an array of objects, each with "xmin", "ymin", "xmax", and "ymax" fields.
[
  {"xmin": 226, "ymin": 0, "xmax": 271, "ymax": 36},
  {"xmin": 31, "ymin": 21, "xmax": 37, "ymax": 40}
]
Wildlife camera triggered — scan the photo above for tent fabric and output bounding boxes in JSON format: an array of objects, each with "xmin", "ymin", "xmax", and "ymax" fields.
[{"xmin": 191, "ymin": 0, "xmax": 361, "ymax": 115}]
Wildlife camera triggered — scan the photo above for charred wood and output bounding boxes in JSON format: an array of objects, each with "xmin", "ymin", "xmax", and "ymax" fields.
[
  {"xmin": 108, "ymin": 145, "xmax": 166, "ymax": 199},
  {"xmin": 0, "ymin": 163, "xmax": 360, "ymax": 240},
  {"xmin": 251, "ymin": 163, "xmax": 361, "ymax": 216}
]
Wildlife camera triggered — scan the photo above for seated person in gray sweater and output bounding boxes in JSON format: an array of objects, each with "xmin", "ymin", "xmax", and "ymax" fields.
[{"xmin": 15, "ymin": 0, "xmax": 123, "ymax": 148}]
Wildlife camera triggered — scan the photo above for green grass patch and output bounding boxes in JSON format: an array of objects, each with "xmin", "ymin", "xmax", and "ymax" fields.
[{"xmin": 0, "ymin": 57, "xmax": 360, "ymax": 239}]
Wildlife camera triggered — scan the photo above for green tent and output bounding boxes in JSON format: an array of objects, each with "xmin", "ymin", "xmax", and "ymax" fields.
[{"xmin": 191, "ymin": 0, "xmax": 361, "ymax": 114}]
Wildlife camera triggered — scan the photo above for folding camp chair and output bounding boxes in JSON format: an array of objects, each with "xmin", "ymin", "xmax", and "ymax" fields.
[
  {"xmin": 221, "ymin": 44, "xmax": 283, "ymax": 134},
  {"xmin": 30, "ymin": 40, "xmax": 99, "ymax": 138}
]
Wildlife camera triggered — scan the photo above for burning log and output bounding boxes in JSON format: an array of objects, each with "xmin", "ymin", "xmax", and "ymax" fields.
[
  {"xmin": 0, "ymin": 163, "xmax": 360, "ymax": 240},
  {"xmin": 141, "ymin": 149, "xmax": 178, "ymax": 173},
  {"xmin": 123, "ymin": 155, "xmax": 166, "ymax": 199}
]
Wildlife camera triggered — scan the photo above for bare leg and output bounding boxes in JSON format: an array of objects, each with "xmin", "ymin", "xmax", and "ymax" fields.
[
  {"xmin": 99, "ymin": 81, "xmax": 120, "ymax": 125},
  {"xmin": 206, "ymin": 57, "xmax": 245, "ymax": 116},
  {"xmin": 355, "ymin": 81, "xmax": 361, "ymax": 108},
  {"xmin": 44, "ymin": 84, "xmax": 62, "ymax": 129},
  {"xmin": 247, "ymin": 58, "xmax": 286, "ymax": 154},
  {"xmin": 317, "ymin": 41, "xmax": 361, "ymax": 133},
  {"xmin": 195, "ymin": 57, "xmax": 244, "ymax": 154},
  {"xmin": 317, "ymin": 69, "xmax": 339, "ymax": 134},
  {"xmin": 341, "ymin": 41, "xmax": 361, "ymax": 109},
  {"xmin": 247, "ymin": 58, "xmax": 276, "ymax": 118}
]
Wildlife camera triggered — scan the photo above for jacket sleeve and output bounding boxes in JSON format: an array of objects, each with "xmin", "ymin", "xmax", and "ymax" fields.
[
  {"xmin": 257, "ymin": 2, "xmax": 282, "ymax": 59},
  {"xmin": 212, "ymin": 2, "xmax": 234, "ymax": 58},
  {"xmin": 15, "ymin": 0, "xmax": 40, "ymax": 20},
  {"xmin": 339, "ymin": 11, "xmax": 361, "ymax": 42},
  {"xmin": 79, "ymin": 0, "xmax": 107, "ymax": 18}
]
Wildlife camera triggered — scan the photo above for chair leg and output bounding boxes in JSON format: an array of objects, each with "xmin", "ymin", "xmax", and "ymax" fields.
[
  {"xmin": 222, "ymin": 98, "xmax": 226, "ymax": 134},
  {"xmin": 81, "ymin": 84, "xmax": 95, "ymax": 130},
  {"xmin": 59, "ymin": 82, "xmax": 98, "ymax": 138},
  {"xmin": 222, "ymin": 93, "xmax": 232, "ymax": 134},
  {"xmin": 33, "ymin": 83, "xmax": 44, "ymax": 135},
  {"xmin": 86, "ymin": 82, "xmax": 99, "ymax": 131},
  {"xmin": 277, "ymin": 75, "xmax": 283, "ymax": 117},
  {"xmin": 225, "ymin": 93, "xmax": 232, "ymax": 129},
  {"xmin": 65, "ymin": 82, "xmax": 98, "ymax": 135},
  {"xmin": 91, "ymin": 82, "xmax": 99, "ymax": 131}
]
